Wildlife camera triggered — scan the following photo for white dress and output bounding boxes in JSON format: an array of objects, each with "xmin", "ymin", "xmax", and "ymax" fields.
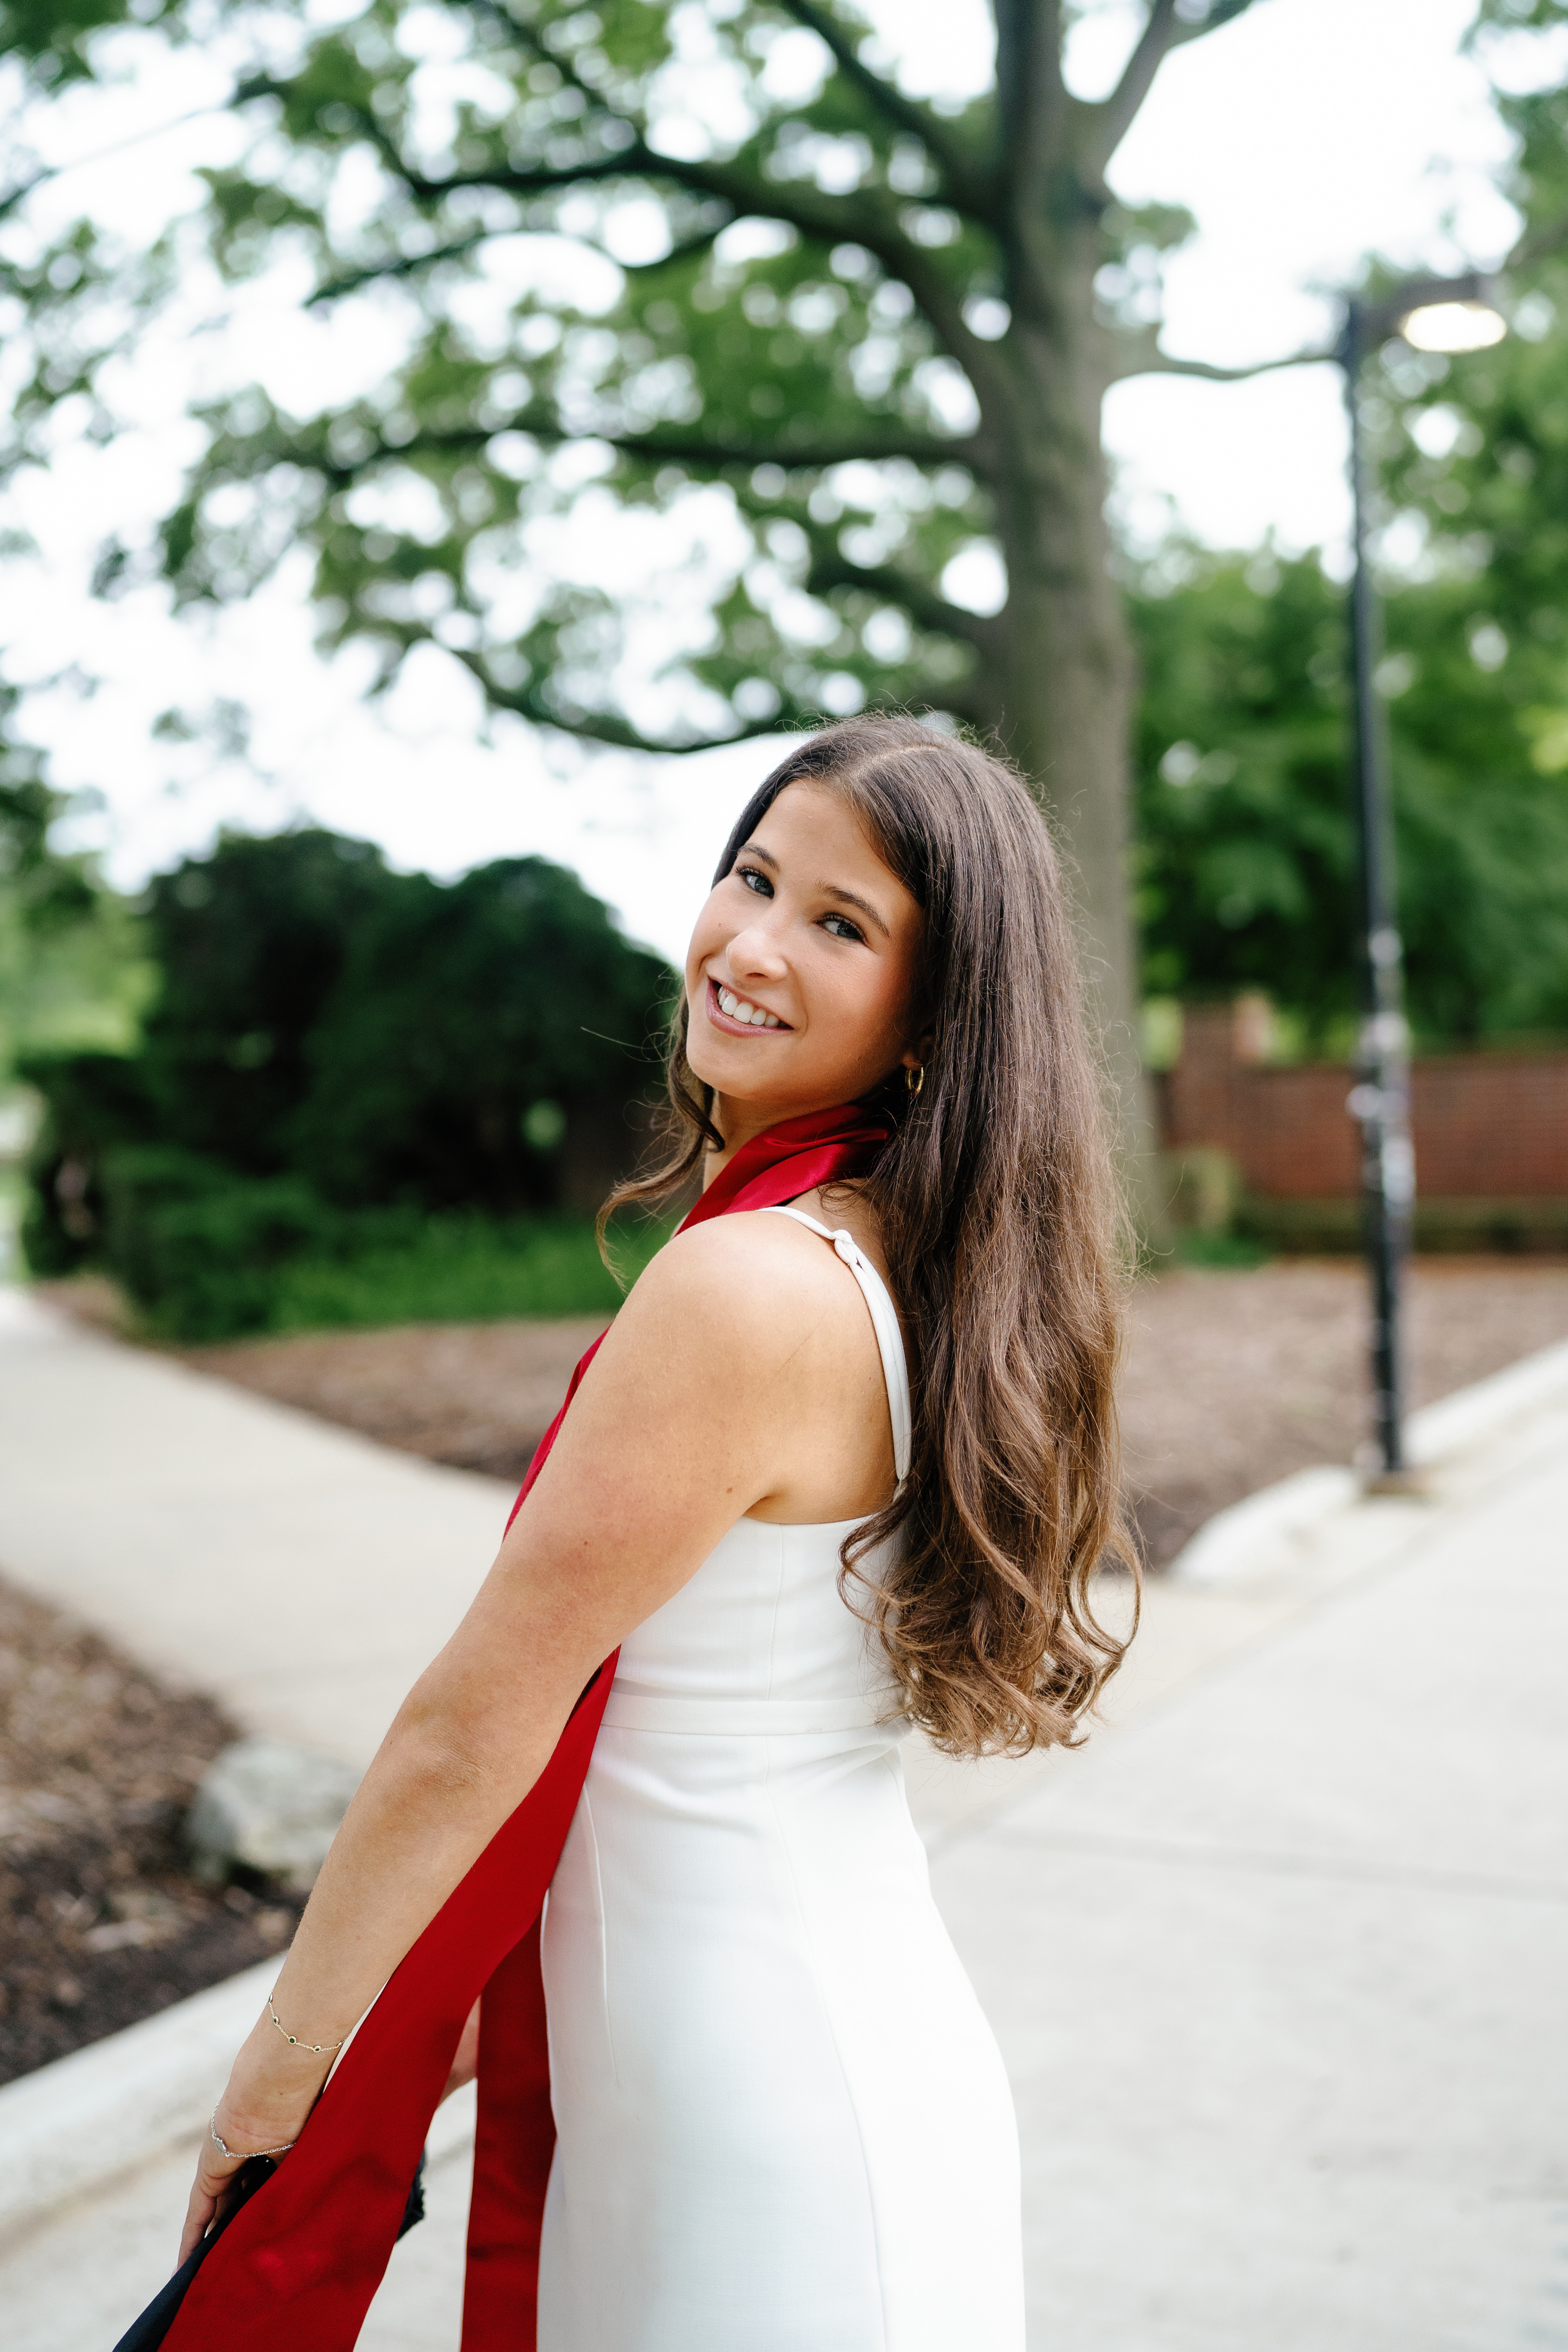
[{"xmin": 537, "ymin": 1209, "xmax": 1025, "ymax": 2352}]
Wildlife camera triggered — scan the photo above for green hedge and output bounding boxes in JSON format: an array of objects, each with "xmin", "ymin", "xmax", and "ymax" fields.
[
  {"xmin": 262, "ymin": 1210, "xmax": 668, "ymax": 1336},
  {"xmin": 86, "ymin": 1145, "xmax": 667, "ymax": 1340}
]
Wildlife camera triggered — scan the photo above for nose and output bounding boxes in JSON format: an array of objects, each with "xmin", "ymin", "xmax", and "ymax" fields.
[{"xmin": 725, "ymin": 908, "xmax": 789, "ymax": 982}]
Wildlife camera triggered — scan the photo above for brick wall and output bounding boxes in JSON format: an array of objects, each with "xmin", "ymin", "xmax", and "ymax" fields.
[{"xmin": 1161, "ymin": 1002, "xmax": 1568, "ymax": 1201}]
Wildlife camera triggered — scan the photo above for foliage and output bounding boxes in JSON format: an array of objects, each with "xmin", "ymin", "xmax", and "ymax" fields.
[
  {"xmin": 60, "ymin": 1133, "xmax": 665, "ymax": 1339},
  {"xmin": 94, "ymin": 1145, "xmax": 340, "ymax": 1339},
  {"xmin": 261, "ymin": 1207, "xmax": 669, "ymax": 1336},
  {"xmin": 6, "ymin": 0, "xmax": 1568, "ymax": 1180},
  {"xmin": 0, "ymin": 689, "xmax": 153, "ymax": 1089},
  {"xmin": 21, "ymin": 825, "xmax": 674, "ymax": 1303},
  {"xmin": 1129, "ymin": 11, "xmax": 1568, "ymax": 1051},
  {"xmin": 0, "ymin": 0, "xmax": 1254, "ymax": 757},
  {"xmin": 1131, "ymin": 548, "xmax": 1568, "ymax": 1045},
  {"xmin": 290, "ymin": 853, "xmax": 674, "ymax": 1209}
]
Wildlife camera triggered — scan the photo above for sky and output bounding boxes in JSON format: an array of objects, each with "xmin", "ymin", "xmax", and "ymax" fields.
[{"xmin": 1, "ymin": 0, "xmax": 1555, "ymax": 967}]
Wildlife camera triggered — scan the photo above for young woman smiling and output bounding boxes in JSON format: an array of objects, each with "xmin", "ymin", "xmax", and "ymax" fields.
[{"xmin": 157, "ymin": 716, "xmax": 1132, "ymax": 2352}]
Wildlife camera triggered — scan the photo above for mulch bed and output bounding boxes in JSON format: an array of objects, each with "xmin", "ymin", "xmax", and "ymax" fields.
[
  {"xmin": 171, "ymin": 1258, "xmax": 1568, "ymax": 1567},
  {"xmin": 1120, "ymin": 1257, "xmax": 1568, "ymax": 1562},
  {"xmin": 180, "ymin": 1316, "xmax": 608, "ymax": 1486},
  {"xmin": 0, "ymin": 1577, "xmax": 304, "ymax": 2088}
]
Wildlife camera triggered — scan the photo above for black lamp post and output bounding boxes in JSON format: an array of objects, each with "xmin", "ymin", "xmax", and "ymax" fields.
[{"xmin": 1334, "ymin": 273, "xmax": 1506, "ymax": 1483}]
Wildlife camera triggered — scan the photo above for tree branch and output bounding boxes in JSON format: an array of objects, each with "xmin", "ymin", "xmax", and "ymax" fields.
[
  {"xmin": 620, "ymin": 218, "xmax": 734, "ymax": 274},
  {"xmin": 1089, "ymin": 0, "xmax": 1178, "ymax": 166},
  {"xmin": 1107, "ymin": 325, "xmax": 1334, "ymax": 384},
  {"xmin": 688, "ymin": 160, "xmax": 991, "ymax": 371},
  {"xmin": 446, "ymin": 646, "xmax": 816, "ymax": 753},
  {"xmin": 274, "ymin": 407, "xmax": 980, "ymax": 488},
  {"xmin": 1087, "ymin": 0, "xmax": 1259, "ymax": 171},
  {"xmin": 306, "ymin": 231, "xmax": 489, "ymax": 307},
  {"xmin": 1106, "ymin": 215, "xmax": 1568, "ymax": 385},
  {"xmin": 306, "ymin": 213, "xmax": 732, "ymax": 308},
  {"xmin": 449, "ymin": 644, "xmax": 983, "ymax": 751},
  {"xmin": 373, "ymin": 142, "xmax": 642, "ymax": 207},
  {"xmin": 773, "ymin": 0, "xmax": 996, "ymax": 219},
  {"xmin": 994, "ymin": 0, "xmax": 1068, "ymax": 216},
  {"xmin": 0, "ymin": 102, "xmax": 224, "ymax": 223},
  {"xmin": 804, "ymin": 546, "xmax": 1000, "ymax": 646},
  {"xmin": 588, "ymin": 422, "xmax": 980, "ymax": 470},
  {"xmin": 393, "ymin": 138, "xmax": 999, "ymax": 404}
]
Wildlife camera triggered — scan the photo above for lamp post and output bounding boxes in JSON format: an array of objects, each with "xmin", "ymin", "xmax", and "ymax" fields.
[{"xmin": 1334, "ymin": 273, "xmax": 1506, "ymax": 1483}]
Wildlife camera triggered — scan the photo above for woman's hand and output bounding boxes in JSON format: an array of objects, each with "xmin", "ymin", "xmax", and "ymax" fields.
[{"xmin": 178, "ymin": 2006, "xmax": 338, "ymax": 2264}]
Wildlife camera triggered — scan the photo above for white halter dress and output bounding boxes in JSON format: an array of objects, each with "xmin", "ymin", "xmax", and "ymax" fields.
[{"xmin": 536, "ymin": 1210, "xmax": 1025, "ymax": 2351}]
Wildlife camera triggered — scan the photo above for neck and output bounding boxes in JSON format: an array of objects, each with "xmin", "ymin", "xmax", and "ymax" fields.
[
  {"xmin": 703, "ymin": 1094, "xmax": 866, "ymax": 1189},
  {"xmin": 701, "ymin": 1094, "xmax": 786, "ymax": 1190}
]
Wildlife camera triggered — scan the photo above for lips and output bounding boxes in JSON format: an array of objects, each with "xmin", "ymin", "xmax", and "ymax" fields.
[{"xmin": 705, "ymin": 975, "xmax": 791, "ymax": 1034}]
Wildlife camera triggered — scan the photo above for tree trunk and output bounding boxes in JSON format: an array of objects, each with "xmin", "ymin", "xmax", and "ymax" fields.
[{"xmin": 980, "ymin": 240, "xmax": 1170, "ymax": 1250}]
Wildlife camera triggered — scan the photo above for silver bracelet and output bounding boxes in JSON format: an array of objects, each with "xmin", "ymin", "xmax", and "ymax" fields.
[{"xmin": 210, "ymin": 2109, "xmax": 296, "ymax": 2162}]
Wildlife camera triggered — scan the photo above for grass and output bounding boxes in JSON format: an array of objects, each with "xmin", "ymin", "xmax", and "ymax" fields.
[
  {"xmin": 263, "ymin": 1210, "xmax": 673, "ymax": 1333},
  {"xmin": 1171, "ymin": 1228, "xmax": 1274, "ymax": 1270}
]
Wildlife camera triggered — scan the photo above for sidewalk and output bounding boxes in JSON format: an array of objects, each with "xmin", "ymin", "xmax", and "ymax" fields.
[
  {"xmin": 0, "ymin": 1291, "xmax": 514, "ymax": 1766},
  {"xmin": 1, "ymin": 1293, "xmax": 1564, "ymax": 2349}
]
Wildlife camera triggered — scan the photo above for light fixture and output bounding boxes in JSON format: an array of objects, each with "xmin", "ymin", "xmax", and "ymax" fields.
[{"xmin": 1397, "ymin": 299, "xmax": 1507, "ymax": 353}]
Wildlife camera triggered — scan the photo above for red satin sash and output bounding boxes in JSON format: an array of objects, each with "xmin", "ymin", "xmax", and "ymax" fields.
[{"xmin": 162, "ymin": 1104, "xmax": 888, "ymax": 2351}]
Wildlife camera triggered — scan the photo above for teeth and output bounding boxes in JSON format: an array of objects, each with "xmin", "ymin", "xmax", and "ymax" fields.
[{"xmin": 715, "ymin": 983, "xmax": 781, "ymax": 1029}]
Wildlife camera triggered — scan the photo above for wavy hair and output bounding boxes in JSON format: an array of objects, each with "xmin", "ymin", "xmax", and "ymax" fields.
[{"xmin": 602, "ymin": 714, "xmax": 1135, "ymax": 1756}]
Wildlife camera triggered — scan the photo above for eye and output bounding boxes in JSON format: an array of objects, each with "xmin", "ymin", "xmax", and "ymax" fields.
[
  {"xmin": 821, "ymin": 912, "xmax": 866, "ymax": 944},
  {"xmin": 736, "ymin": 863, "xmax": 773, "ymax": 897}
]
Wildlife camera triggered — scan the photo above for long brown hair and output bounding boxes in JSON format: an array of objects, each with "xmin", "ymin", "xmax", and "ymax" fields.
[{"xmin": 603, "ymin": 714, "xmax": 1135, "ymax": 1757}]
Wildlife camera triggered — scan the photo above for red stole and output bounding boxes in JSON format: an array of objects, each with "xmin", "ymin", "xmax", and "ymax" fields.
[{"xmin": 162, "ymin": 1104, "xmax": 887, "ymax": 2351}]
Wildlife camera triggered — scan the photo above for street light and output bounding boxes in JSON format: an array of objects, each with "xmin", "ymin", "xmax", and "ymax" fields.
[{"xmin": 1336, "ymin": 270, "xmax": 1507, "ymax": 1484}]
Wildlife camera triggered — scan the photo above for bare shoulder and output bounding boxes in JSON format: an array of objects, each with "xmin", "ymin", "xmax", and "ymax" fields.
[
  {"xmin": 617, "ymin": 1207, "xmax": 869, "ymax": 1354},
  {"xmin": 533, "ymin": 1205, "xmax": 897, "ymax": 1532},
  {"xmin": 553, "ymin": 1207, "xmax": 882, "ymax": 1475}
]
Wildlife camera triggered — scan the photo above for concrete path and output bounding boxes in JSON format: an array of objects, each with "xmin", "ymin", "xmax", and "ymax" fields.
[
  {"xmin": 1, "ymin": 1292, "xmax": 1564, "ymax": 2348},
  {"xmin": 0, "ymin": 1291, "xmax": 513, "ymax": 1766}
]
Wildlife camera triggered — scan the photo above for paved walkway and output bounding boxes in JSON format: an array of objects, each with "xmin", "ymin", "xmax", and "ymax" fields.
[
  {"xmin": 1, "ymin": 1293, "xmax": 1564, "ymax": 2349},
  {"xmin": 0, "ymin": 1291, "xmax": 512, "ymax": 1766}
]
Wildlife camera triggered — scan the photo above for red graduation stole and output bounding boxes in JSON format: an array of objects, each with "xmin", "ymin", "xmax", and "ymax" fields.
[{"xmin": 162, "ymin": 1104, "xmax": 889, "ymax": 2351}]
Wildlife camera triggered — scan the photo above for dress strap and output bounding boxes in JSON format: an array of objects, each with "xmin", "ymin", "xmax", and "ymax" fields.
[{"xmin": 760, "ymin": 1207, "xmax": 911, "ymax": 1486}]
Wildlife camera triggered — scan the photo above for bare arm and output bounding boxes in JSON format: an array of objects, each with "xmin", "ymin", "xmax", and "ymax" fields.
[{"xmin": 182, "ymin": 1213, "xmax": 889, "ymax": 2256}]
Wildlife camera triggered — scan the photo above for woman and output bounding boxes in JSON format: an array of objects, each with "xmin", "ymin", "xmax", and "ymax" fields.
[{"xmin": 175, "ymin": 715, "xmax": 1132, "ymax": 2350}]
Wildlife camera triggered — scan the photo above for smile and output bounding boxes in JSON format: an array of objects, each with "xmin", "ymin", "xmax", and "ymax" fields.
[{"xmin": 707, "ymin": 977, "xmax": 789, "ymax": 1032}]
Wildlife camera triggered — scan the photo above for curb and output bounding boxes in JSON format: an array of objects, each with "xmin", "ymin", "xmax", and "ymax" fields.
[
  {"xmin": 1404, "ymin": 1335, "xmax": 1568, "ymax": 1466},
  {"xmin": 0, "ymin": 1965, "xmax": 478, "ymax": 2250},
  {"xmin": 1167, "ymin": 1336, "xmax": 1568, "ymax": 1587},
  {"xmin": 0, "ymin": 1961, "xmax": 274, "ymax": 2245}
]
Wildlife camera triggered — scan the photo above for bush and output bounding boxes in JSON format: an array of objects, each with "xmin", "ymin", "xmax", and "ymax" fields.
[
  {"xmin": 263, "ymin": 1211, "xmax": 670, "ymax": 1335},
  {"xmin": 19, "ymin": 1049, "xmax": 155, "ymax": 1276},
  {"xmin": 79, "ymin": 1142, "xmax": 671, "ymax": 1340},
  {"xmin": 18, "ymin": 827, "xmax": 676, "ymax": 1334},
  {"xmin": 100, "ymin": 1148, "xmax": 343, "ymax": 1340}
]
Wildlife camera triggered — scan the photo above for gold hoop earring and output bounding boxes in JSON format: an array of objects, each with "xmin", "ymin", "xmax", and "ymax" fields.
[{"xmin": 905, "ymin": 1063, "xmax": 924, "ymax": 1097}]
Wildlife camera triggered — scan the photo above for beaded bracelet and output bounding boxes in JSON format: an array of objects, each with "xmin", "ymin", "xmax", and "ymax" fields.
[{"xmin": 267, "ymin": 1989, "xmax": 347, "ymax": 2057}]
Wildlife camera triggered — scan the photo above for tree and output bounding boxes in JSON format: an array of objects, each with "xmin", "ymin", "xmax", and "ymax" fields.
[
  {"xmin": 0, "ymin": 0, "xmax": 1291, "ymax": 1222},
  {"xmin": 1131, "ymin": 546, "xmax": 1568, "ymax": 1045},
  {"xmin": 6, "ymin": 0, "xmax": 1568, "ymax": 1213}
]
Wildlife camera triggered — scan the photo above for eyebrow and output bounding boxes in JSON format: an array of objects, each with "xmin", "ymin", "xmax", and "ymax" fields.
[{"xmin": 734, "ymin": 840, "xmax": 891, "ymax": 938}]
